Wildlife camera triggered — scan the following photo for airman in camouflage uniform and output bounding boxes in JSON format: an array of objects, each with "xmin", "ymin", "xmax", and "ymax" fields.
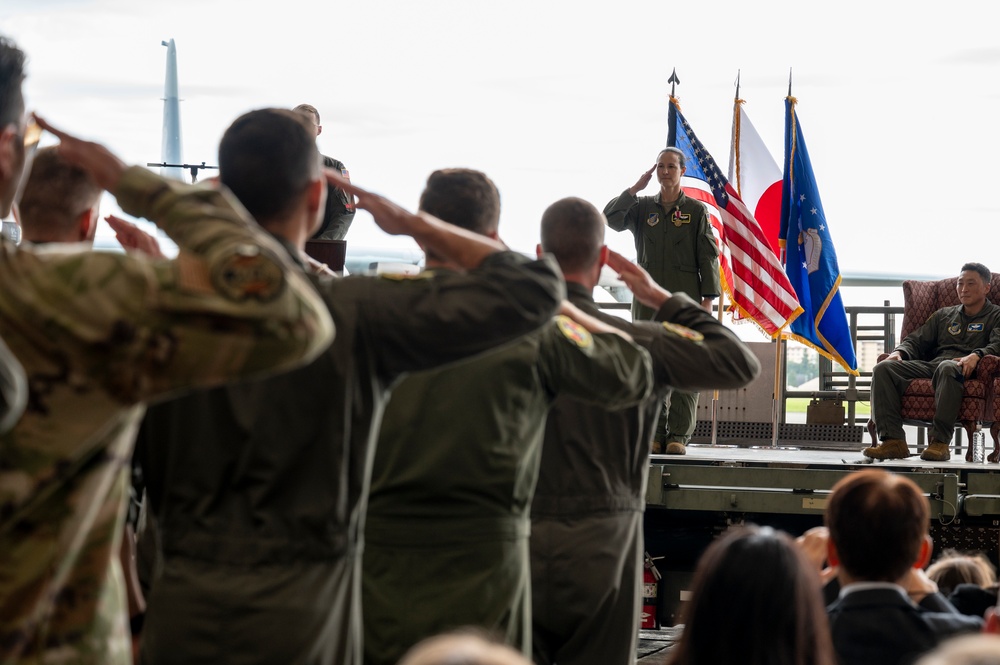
[{"xmin": 0, "ymin": 74, "xmax": 334, "ymax": 665}]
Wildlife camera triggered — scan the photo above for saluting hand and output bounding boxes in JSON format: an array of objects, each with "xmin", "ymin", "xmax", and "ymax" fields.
[
  {"xmin": 628, "ymin": 165, "xmax": 656, "ymax": 197},
  {"xmin": 326, "ymin": 169, "xmax": 414, "ymax": 236},
  {"xmin": 105, "ymin": 215, "xmax": 165, "ymax": 259},
  {"xmin": 33, "ymin": 115, "xmax": 126, "ymax": 193},
  {"xmin": 607, "ymin": 250, "xmax": 671, "ymax": 310}
]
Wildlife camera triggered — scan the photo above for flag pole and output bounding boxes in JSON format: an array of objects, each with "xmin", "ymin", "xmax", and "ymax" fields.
[{"xmin": 711, "ymin": 292, "xmax": 724, "ymax": 446}]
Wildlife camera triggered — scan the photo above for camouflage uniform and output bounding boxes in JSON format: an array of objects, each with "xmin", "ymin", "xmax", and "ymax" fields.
[
  {"xmin": 0, "ymin": 166, "xmax": 333, "ymax": 665},
  {"xmin": 0, "ymin": 337, "xmax": 25, "ymax": 434},
  {"xmin": 531, "ymin": 284, "xmax": 760, "ymax": 665},
  {"xmin": 135, "ymin": 256, "xmax": 565, "ymax": 665},
  {"xmin": 362, "ymin": 312, "xmax": 653, "ymax": 665},
  {"xmin": 604, "ymin": 189, "xmax": 721, "ymax": 446}
]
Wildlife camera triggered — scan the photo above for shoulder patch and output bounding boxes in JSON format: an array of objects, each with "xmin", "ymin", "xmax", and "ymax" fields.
[
  {"xmin": 211, "ymin": 244, "xmax": 286, "ymax": 302},
  {"xmin": 556, "ymin": 315, "xmax": 593, "ymax": 349},
  {"xmin": 661, "ymin": 321, "xmax": 704, "ymax": 342}
]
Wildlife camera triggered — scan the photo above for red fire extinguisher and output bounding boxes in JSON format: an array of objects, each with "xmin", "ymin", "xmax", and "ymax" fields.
[{"xmin": 641, "ymin": 551, "xmax": 663, "ymax": 630}]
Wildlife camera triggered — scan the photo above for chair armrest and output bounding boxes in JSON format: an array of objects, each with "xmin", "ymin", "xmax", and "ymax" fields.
[{"xmin": 973, "ymin": 354, "xmax": 1000, "ymax": 379}]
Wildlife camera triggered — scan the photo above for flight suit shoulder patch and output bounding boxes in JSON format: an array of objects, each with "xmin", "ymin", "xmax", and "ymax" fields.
[
  {"xmin": 661, "ymin": 321, "xmax": 704, "ymax": 342},
  {"xmin": 556, "ymin": 315, "xmax": 593, "ymax": 349},
  {"xmin": 211, "ymin": 244, "xmax": 286, "ymax": 302}
]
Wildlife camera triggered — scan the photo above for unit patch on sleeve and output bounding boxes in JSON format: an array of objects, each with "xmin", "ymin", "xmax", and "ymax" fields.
[
  {"xmin": 661, "ymin": 321, "xmax": 704, "ymax": 343},
  {"xmin": 556, "ymin": 315, "xmax": 594, "ymax": 349}
]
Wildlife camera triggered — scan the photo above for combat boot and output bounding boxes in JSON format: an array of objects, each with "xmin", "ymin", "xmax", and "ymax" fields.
[
  {"xmin": 665, "ymin": 441, "xmax": 687, "ymax": 455},
  {"xmin": 862, "ymin": 438, "xmax": 911, "ymax": 460},
  {"xmin": 920, "ymin": 440, "xmax": 951, "ymax": 462}
]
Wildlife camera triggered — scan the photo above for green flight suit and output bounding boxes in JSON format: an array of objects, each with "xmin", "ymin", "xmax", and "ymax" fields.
[
  {"xmin": 136, "ymin": 255, "xmax": 565, "ymax": 665},
  {"xmin": 362, "ymin": 312, "xmax": 653, "ymax": 665},
  {"xmin": 531, "ymin": 284, "xmax": 760, "ymax": 665},
  {"xmin": 0, "ymin": 335, "xmax": 25, "ymax": 434},
  {"xmin": 604, "ymin": 188, "xmax": 721, "ymax": 445},
  {"xmin": 872, "ymin": 301, "xmax": 1000, "ymax": 443},
  {"xmin": 0, "ymin": 167, "xmax": 333, "ymax": 665}
]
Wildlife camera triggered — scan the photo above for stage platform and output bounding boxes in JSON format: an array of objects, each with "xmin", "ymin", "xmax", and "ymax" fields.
[{"xmin": 641, "ymin": 441, "xmax": 1000, "ymax": 627}]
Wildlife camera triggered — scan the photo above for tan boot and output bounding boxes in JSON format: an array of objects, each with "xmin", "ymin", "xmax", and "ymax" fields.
[
  {"xmin": 862, "ymin": 438, "xmax": 911, "ymax": 460},
  {"xmin": 920, "ymin": 440, "xmax": 951, "ymax": 462},
  {"xmin": 651, "ymin": 440, "xmax": 664, "ymax": 454},
  {"xmin": 665, "ymin": 441, "xmax": 687, "ymax": 455}
]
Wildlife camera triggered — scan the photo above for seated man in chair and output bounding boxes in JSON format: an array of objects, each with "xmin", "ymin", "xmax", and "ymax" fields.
[{"xmin": 866, "ymin": 262, "xmax": 1000, "ymax": 461}]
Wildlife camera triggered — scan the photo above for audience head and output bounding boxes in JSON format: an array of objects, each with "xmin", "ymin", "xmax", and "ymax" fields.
[
  {"xmin": 18, "ymin": 146, "xmax": 102, "ymax": 244},
  {"xmin": 668, "ymin": 525, "xmax": 835, "ymax": 665},
  {"xmin": 0, "ymin": 35, "xmax": 28, "ymax": 218},
  {"xmin": 397, "ymin": 630, "xmax": 532, "ymax": 665},
  {"xmin": 914, "ymin": 634, "xmax": 1000, "ymax": 665},
  {"xmin": 538, "ymin": 196, "xmax": 607, "ymax": 285},
  {"xmin": 418, "ymin": 168, "xmax": 500, "ymax": 263},
  {"xmin": 292, "ymin": 103, "xmax": 322, "ymax": 138},
  {"xmin": 218, "ymin": 108, "xmax": 324, "ymax": 238},
  {"xmin": 926, "ymin": 550, "xmax": 997, "ymax": 596},
  {"xmin": 825, "ymin": 469, "xmax": 931, "ymax": 583}
]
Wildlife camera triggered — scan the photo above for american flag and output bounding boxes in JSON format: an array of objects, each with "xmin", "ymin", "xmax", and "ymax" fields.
[{"xmin": 668, "ymin": 97, "xmax": 802, "ymax": 337}]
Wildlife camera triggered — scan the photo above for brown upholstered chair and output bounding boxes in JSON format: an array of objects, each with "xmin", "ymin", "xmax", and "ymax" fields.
[{"xmin": 866, "ymin": 273, "xmax": 1000, "ymax": 462}]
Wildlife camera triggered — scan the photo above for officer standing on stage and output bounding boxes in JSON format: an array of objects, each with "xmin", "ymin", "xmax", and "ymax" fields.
[
  {"xmin": 294, "ymin": 103, "xmax": 355, "ymax": 240},
  {"xmin": 604, "ymin": 146, "xmax": 721, "ymax": 454}
]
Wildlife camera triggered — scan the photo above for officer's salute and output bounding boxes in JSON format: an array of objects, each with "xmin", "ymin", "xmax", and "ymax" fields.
[
  {"xmin": 530, "ymin": 197, "xmax": 759, "ymax": 665},
  {"xmin": 604, "ymin": 147, "xmax": 721, "ymax": 455},
  {"xmin": 133, "ymin": 112, "xmax": 565, "ymax": 665},
  {"xmin": 0, "ymin": 38, "xmax": 334, "ymax": 664}
]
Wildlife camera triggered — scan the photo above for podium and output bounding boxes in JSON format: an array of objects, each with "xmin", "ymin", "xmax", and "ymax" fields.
[{"xmin": 304, "ymin": 240, "xmax": 346, "ymax": 273}]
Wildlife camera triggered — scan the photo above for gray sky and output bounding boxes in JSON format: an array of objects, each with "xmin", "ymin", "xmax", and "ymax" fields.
[{"xmin": 3, "ymin": 0, "xmax": 998, "ymax": 293}]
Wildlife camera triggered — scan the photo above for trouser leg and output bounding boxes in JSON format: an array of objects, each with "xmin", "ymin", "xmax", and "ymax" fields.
[
  {"xmin": 871, "ymin": 360, "xmax": 935, "ymax": 441},
  {"xmin": 666, "ymin": 389, "xmax": 698, "ymax": 444},
  {"xmin": 931, "ymin": 359, "xmax": 964, "ymax": 444}
]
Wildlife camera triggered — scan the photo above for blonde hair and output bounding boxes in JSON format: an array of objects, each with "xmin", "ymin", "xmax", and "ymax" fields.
[{"xmin": 926, "ymin": 550, "xmax": 997, "ymax": 595}]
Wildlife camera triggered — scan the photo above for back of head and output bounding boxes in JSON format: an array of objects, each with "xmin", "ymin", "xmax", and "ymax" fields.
[
  {"xmin": 218, "ymin": 108, "xmax": 320, "ymax": 224},
  {"xmin": 397, "ymin": 631, "xmax": 532, "ymax": 665},
  {"xmin": 418, "ymin": 168, "xmax": 499, "ymax": 262},
  {"xmin": 539, "ymin": 197, "xmax": 605, "ymax": 274},
  {"xmin": 668, "ymin": 525, "xmax": 835, "ymax": 665},
  {"xmin": 826, "ymin": 469, "xmax": 929, "ymax": 582},
  {"xmin": 18, "ymin": 146, "xmax": 101, "ymax": 243},
  {"xmin": 419, "ymin": 168, "xmax": 500, "ymax": 235},
  {"xmin": 0, "ymin": 35, "xmax": 26, "ymax": 129},
  {"xmin": 926, "ymin": 551, "xmax": 997, "ymax": 596},
  {"xmin": 914, "ymin": 634, "xmax": 1000, "ymax": 665}
]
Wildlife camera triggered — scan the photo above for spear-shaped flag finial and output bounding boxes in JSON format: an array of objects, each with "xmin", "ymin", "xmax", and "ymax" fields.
[{"xmin": 668, "ymin": 68, "xmax": 680, "ymax": 98}]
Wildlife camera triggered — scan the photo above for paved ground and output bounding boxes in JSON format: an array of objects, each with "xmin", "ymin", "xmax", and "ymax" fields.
[{"xmin": 636, "ymin": 627, "xmax": 682, "ymax": 663}]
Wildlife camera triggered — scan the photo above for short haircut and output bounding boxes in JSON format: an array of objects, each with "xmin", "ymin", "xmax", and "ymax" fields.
[
  {"xmin": 658, "ymin": 146, "xmax": 686, "ymax": 169},
  {"xmin": 960, "ymin": 262, "xmax": 990, "ymax": 284},
  {"xmin": 418, "ymin": 168, "xmax": 500, "ymax": 238},
  {"xmin": 293, "ymin": 103, "xmax": 320, "ymax": 125},
  {"xmin": 668, "ymin": 525, "xmax": 835, "ymax": 665},
  {"xmin": 539, "ymin": 197, "xmax": 605, "ymax": 274},
  {"xmin": 0, "ymin": 35, "xmax": 27, "ymax": 128},
  {"xmin": 18, "ymin": 146, "xmax": 101, "ymax": 242},
  {"xmin": 825, "ymin": 469, "xmax": 929, "ymax": 582},
  {"xmin": 218, "ymin": 108, "xmax": 320, "ymax": 222}
]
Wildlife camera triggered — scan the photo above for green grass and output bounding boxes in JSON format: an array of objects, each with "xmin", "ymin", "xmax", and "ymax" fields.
[{"xmin": 785, "ymin": 397, "xmax": 870, "ymax": 416}]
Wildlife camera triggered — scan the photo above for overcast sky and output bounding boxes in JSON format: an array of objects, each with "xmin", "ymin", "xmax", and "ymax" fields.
[{"xmin": 3, "ymin": 0, "xmax": 998, "ymax": 297}]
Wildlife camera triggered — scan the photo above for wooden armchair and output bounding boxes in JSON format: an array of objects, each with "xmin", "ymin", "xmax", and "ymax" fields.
[{"xmin": 866, "ymin": 273, "xmax": 1000, "ymax": 462}]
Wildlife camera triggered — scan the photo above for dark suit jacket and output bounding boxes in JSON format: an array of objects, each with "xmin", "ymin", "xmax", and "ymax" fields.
[{"xmin": 827, "ymin": 586, "xmax": 983, "ymax": 665}]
